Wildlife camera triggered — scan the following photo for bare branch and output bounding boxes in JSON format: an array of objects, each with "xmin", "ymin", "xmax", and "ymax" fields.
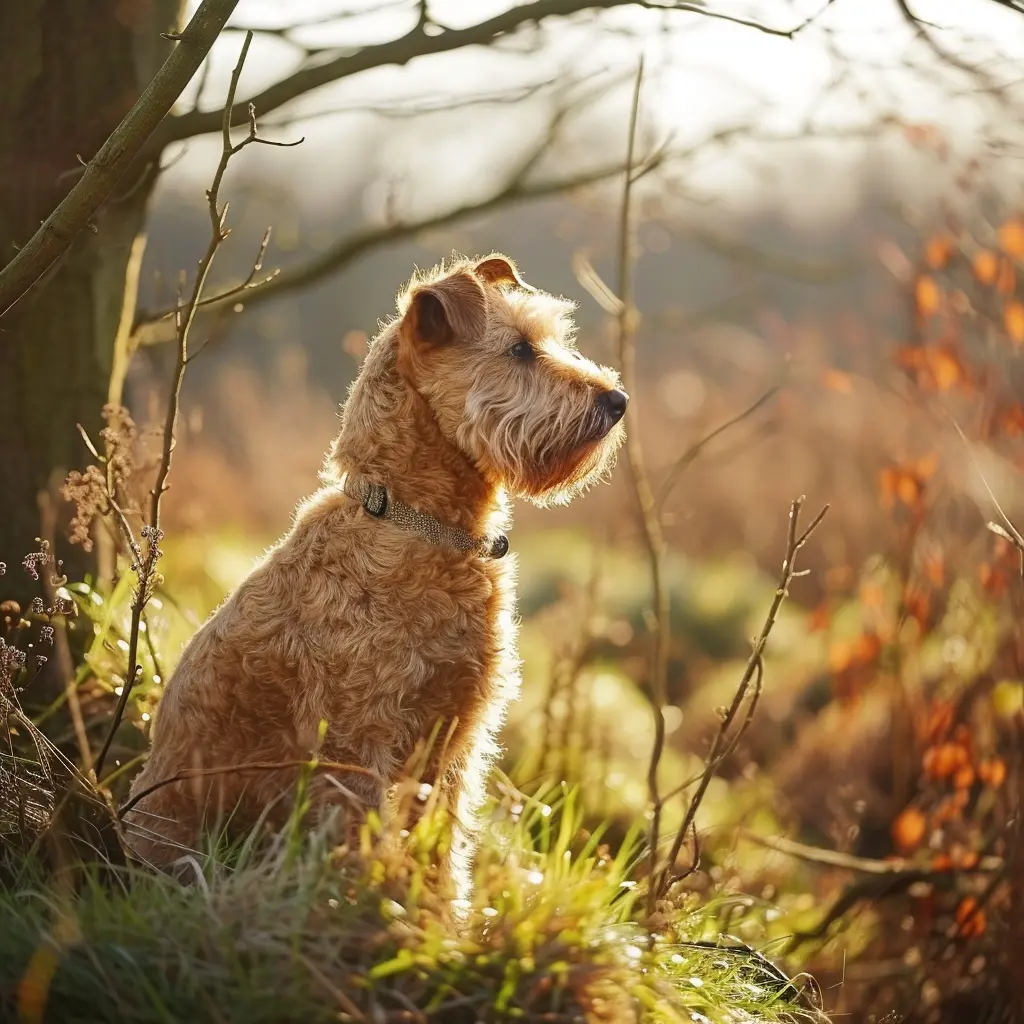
[
  {"xmin": 94, "ymin": 33, "xmax": 298, "ymax": 778},
  {"xmin": 118, "ymin": 758, "xmax": 380, "ymax": 819},
  {"xmin": 655, "ymin": 384, "xmax": 781, "ymax": 514},
  {"xmin": 658, "ymin": 497, "xmax": 829, "ymax": 899},
  {"xmin": 257, "ymin": 48, "xmax": 632, "ymax": 136},
  {"xmin": 742, "ymin": 830, "xmax": 1003, "ymax": 875},
  {"xmin": 152, "ymin": 0, "xmax": 839, "ymax": 149},
  {"xmin": 134, "ymin": 86, "xmax": 861, "ymax": 347},
  {"xmin": 0, "ymin": 0, "xmax": 240, "ymax": 318},
  {"xmin": 685, "ymin": 224, "xmax": 860, "ymax": 282},
  {"xmin": 894, "ymin": 0, "xmax": 1006, "ymax": 93},
  {"xmin": 785, "ymin": 858, "xmax": 1007, "ymax": 953},
  {"xmin": 949, "ymin": 415, "xmax": 1024, "ymax": 553},
  {"xmin": 258, "ymin": 76, "xmax": 565, "ymax": 127},
  {"xmin": 594, "ymin": 58, "xmax": 674, "ymax": 919},
  {"xmin": 133, "ymin": 149, "xmax": 667, "ymax": 347}
]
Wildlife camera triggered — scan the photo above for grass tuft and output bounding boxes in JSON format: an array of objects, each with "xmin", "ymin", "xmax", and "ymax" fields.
[{"xmin": 0, "ymin": 784, "xmax": 825, "ymax": 1024}]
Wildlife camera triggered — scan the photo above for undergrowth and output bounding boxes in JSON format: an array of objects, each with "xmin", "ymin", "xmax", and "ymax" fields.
[{"xmin": 0, "ymin": 782, "xmax": 824, "ymax": 1024}]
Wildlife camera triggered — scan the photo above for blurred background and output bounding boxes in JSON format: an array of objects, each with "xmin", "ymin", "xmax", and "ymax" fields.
[
  {"xmin": 136, "ymin": 0, "xmax": 1024, "ymax": 567},
  {"xmin": 6, "ymin": 1, "xmax": 1024, "ymax": 1020}
]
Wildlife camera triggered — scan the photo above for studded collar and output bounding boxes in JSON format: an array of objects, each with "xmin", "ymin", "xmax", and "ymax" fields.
[{"xmin": 340, "ymin": 474, "xmax": 509, "ymax": 560}]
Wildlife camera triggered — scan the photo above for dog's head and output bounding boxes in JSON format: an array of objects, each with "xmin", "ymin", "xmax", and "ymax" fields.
[{"xmin": 395, "ymin": 254, "xmax": 627, "ymax": 505}]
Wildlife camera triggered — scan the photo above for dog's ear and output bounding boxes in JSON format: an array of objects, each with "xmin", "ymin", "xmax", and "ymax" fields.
[
  {"xmin": 406, "ymin": 271, "xmax": 487, "ymax": 346},
  {"xmin": 474, "ymin": 254, "xmax": 534, "ymax": 292}
]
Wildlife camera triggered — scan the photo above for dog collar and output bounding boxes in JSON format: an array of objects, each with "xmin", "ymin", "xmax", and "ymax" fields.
[{"xmin": 340, "ymin": 475, "xmax": 509, "ymax": 560}]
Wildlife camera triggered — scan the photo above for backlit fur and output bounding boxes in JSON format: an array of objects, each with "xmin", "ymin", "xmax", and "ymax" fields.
[{"xmin": 124, "ymin": 254, "xmax": 625, "ymax": 898}]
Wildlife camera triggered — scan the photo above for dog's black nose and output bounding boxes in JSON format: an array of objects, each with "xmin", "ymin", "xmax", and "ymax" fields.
[{"xmin": 598, "ymin": 388, "xmax": 629, "ymax": 425}]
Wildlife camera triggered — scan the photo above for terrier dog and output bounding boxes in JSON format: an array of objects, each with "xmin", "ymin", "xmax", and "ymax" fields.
[{"xmin": 124, "ymin": 254, "xmax": 627, "ymax": 894}]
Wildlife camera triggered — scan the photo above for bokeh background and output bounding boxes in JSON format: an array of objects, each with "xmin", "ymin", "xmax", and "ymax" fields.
[
  {"xmin": 136, "ymin": 1, "xmax": 1024, "ymax": 1015},
  {"xmin": 6, "ymin": 2, "xmax": 1024, "ymax": 1021}
]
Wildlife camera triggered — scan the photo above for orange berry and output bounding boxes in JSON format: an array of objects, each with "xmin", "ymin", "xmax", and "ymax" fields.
[
  {"xmin": 978, "ymin": 757, "xmax": 1007, "ymax": 788},
  {"xmin": 955, "ymin": 896, "xmax": 986, "ymax": 937},
  {"xmin": 924, "ymin": 233, "xmax": 956, "ymax": 268},
  {"xmin": 1005, "ymin": 300, "xmax": 1024, "ymax": 344},
  {"xmin": 892, "ymin": 807, "xmax": 927, "ymax": 853},
  {"xmin": 973, "ymin": 249, "xmax": 999, "ymax": 285},
  {"xmin": 998, "ymin": 217, "xmax": 1024, "ymax": 258},
  {"xmin": 923, "ymin": 743, "xmax": 966, "ymax": 780},
  {"xmin": 915, "ymin": 275, "xmax": 942, "ymax": 315},
  {"xmin": 953, "ymin": 764, "xmax": 976, "ymax": 791}
]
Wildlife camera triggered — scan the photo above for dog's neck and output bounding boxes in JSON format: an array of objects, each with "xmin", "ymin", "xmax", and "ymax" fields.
[{"xmin": 329, "ymin": 335, "xmax": 508, "ymax": 537}]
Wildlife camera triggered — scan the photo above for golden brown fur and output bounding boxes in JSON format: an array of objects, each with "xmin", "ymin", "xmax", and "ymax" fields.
[{"xmin": 124, "ymin": 254, "xmax": 626, "ymax": 896}]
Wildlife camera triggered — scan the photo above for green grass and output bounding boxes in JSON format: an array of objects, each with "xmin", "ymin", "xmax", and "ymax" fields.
[
  {"xmin": 0, "ymin": 786, "xmax": 825, "ymax": 1024},
  {"xmin": 3, "ymin": 529, "xmax": 833, "ymax": 1022}
]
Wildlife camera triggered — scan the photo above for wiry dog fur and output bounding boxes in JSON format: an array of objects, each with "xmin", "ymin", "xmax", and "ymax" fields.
[{"xmin": 124, "ymin": 254, "xmax": 627, "ymax": 896}]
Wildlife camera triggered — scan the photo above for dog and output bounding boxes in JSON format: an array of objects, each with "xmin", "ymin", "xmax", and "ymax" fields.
[{"xmin": 124, "ymin": 253, "xmax": 627, "ymax": 897}]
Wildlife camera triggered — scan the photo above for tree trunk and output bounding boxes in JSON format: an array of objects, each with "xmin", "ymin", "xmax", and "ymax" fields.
[{"xmin": 0, "ymin": 0, "xmax": 182, "ymax": 605}]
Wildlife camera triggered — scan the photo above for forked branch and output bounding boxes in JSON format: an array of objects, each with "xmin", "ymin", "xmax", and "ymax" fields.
[
  {"xmin": 654, "ymin": 496, "xmax": 829, "ymax": 899},
  {"xmin": 133, "ymin": 76, "xmax": 669, "ymax": 347},
  {"xmin": 92, "ymin": 32, "xmax": 300, "ymax": 778},
  {"xmin": 152, "ymin": 0, "xmax": 840, "ymax": 150}
]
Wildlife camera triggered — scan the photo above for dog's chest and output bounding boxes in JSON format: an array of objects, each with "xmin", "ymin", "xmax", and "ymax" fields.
[{"xmin": 327, "ymin": 548, "xmax": 518, "ymax": 708}]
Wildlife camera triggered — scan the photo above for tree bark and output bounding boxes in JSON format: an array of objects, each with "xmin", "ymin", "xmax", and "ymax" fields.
[{"xmin": 0, "ymin": 0, "xmax": 181, "ymax": 604}]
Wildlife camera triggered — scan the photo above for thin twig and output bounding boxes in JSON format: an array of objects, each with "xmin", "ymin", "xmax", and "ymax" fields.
[
  {"xmin": 947, "ymin": 413, "xmax": 1024, "ymax": 583},
  {"xmin": 607, "ymin": 58, "xmax": 672, "ymax": 918},
  {"xmin": 742, "ymin": 830, "xmax": 1003, "ymax": 875},
  {"xmin": 658, "ymin": 655, "xmax": 766, "ymax": 807},
  {"xmin": 579, "ymin": 57, "xmax": 673, "ymax": 916},
  {"xmin": 659, "ymin": 497, "xmax": 829, "ymax": 897},
  {"xmin": 152, "ymin": 0, "xmax": 838, "ymax": 150},
  {"xmin": 655, "ymin": 385, "xmax": 781, "ymax": 514},
  {"xmin": 37, "ymin": 484, "xmax": 92, "ymax": 774},
  {"xmin": 93, "ymin": 32, "xmax": 292, "ymax": 778},
  {"xmin": 785, "ymin": 858, "xmax": 1007, "ymax": 953},
  {"xmin": 118, "ymin": 758, "xmax": 380, "ymax": 819},
  {"xmin": 298, "ymin": 954, "xmax": 369, "ymax": 1022}
]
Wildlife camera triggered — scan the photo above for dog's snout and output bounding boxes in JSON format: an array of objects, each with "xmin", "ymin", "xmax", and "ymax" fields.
[{"xmin": 598, "ymin": 388, "xmax": 629, "ymax": 425}]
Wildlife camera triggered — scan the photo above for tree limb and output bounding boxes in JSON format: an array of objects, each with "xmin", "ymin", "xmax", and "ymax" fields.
[
  {"xmin": 132, "ymin": 151, "xmax": 666, "ymax": 347},
  {"xmin": 152, "ymin": 0, "xmax": 839, "ymax": 149},
  {"xmin": 0, "ymin": 0, "xmax": 240, "ymax": 319},
  {"xmin": 983, "ymin": 0, "xmax": 1024, "ymax": 14},
  {"xmin": 742, "ymin": 830, "xmax": 1003, "ymax": 876},
  {"xmin": 893, "ymin": 0, "xmax": 1006, "ymax": 93}
]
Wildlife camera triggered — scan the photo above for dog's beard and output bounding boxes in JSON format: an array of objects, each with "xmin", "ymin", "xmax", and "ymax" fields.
[{"xmin": 461, "ymin": 402, "xmax": 623, "ymax": 507}]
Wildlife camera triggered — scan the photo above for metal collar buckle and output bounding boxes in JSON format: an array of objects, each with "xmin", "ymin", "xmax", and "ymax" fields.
[{"xmin": 362, "ymin": 482, "xmax": 388, "ymax": 518}]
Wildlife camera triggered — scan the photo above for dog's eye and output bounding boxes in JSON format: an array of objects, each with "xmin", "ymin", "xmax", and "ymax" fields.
[{"xmin": 508, "ymin": 339, "xmax": 534, "ymax": 360}]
